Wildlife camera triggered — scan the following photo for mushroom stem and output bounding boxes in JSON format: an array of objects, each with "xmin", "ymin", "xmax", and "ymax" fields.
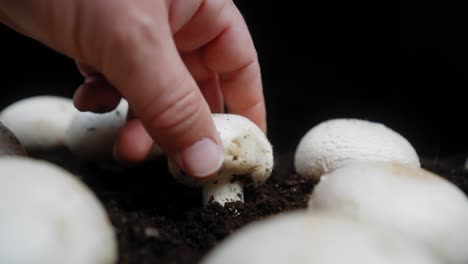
[{"xmin": 203, "ymin": 179, "xmax": 244, "ymax": 206}]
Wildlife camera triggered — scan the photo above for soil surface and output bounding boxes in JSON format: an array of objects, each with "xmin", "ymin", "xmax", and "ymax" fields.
[{"xmin": 30, "ymin": 149, "xmax": 468, "ymax": 264}]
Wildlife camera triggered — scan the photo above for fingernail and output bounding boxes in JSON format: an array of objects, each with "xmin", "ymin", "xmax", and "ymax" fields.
[{"xmin": 179, "ymin": 138, "xmax": 224, "ymax": 178}]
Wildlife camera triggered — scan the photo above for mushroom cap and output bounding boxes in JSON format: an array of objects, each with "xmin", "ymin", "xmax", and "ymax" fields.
[
  {"xmin": 66, "ymin": 99, "xmax": 128, "ymax": 160},
  {"xmin": 0, "ymin": 96, "xmax": 78, "ymax": 151},
  {"xmin": 0, "ymin": 157, "xmax": 117, "ymax": 264},
  {"xmin": 0, "ymin": 122, "xmax": 26, "ymax": 156},
  {"xmin": 294, "ymin": 118, "xmax": 420, "ymax": 180},
  {"xmin": 202, "ymin": 211, "xmax": 439, "ymax": 264},
  {"xmin": 309, "ymin": 161, "xmax": 468, "ymax": 264},
  {"xmin": 169, "ymin": 114, "xmax": 274, "ymax": 186}
]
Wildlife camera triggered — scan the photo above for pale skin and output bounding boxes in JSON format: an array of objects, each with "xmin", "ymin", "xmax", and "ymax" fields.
[{"xmin": 0, "ymin": 0, "xmax": 266, "ymax": 178}]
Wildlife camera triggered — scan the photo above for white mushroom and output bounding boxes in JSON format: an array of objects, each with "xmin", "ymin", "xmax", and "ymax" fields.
[
  {"xmin": 66, "ymin": 99, "xmax": 128, "ymax": 160},
  {"xmin": 66, "ymin": 99, "xmax": 162, "ymax": 161},
  {"xmin": 0, "ymin": 157, "xmax": 117, "ymax": 264},
  {"xmin": 202, "ymin": 211, "xmax": 439, "ymax": 264},
  {"xmin": 169, "ymin": 114, "xmax": 274, "ymax": 206},
  {"xmin": 0, "ymin": 96, "xmax": 78, "ymax": 151},
  {"xmin": 294, "ymin": 118, "xmax": 420, "ymax": 180},
  {"xmin": 309, "ymin": 161, "xmax": 468, "ymax": 264},
  {"xmin": 0, "ymin": 122, "xmax": 26, "ymax": 156}
]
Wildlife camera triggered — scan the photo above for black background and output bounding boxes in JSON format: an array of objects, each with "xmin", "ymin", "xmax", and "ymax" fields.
[{"xmin": 1, "ymin": 1, "xmax": 467, "ymax": 156}]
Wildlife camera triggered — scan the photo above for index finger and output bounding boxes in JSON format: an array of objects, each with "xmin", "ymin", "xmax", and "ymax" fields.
[{"xmin": 201, "ymin": 2, "xmax": 266, "ymax": 132}]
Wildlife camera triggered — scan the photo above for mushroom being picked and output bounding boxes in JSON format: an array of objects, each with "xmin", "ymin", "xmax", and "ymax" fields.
[
  {"xmin": 0, "ymin": 96, "xmax": 78, "ymax": 151},
  {"xmin": 294, "ymin": 118, "xmax": 420, "ymax": 180},
  {"xmin": 309, "ymin": 161, "xmax": 468, "ymax": 264},
  {"xmin": 0, "ymin": 157, "xmax": 117, "ymax": 264},
  {"xmin": 0, "ymin": 122, "xmax": 26, "ymax": 156},
  {"xmin": 66, "ymin": 99, "xmax": 162, "ymax": 161},
  {"xmin": 202, "ymin": 211, "xmax": 439, "ymax": 264},
  {"xmin": 169, "ymin": 114, "xmax": 274, "ymax": 206}
]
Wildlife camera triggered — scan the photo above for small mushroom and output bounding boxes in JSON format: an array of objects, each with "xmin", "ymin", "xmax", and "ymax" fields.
[
  {"xmin": 0, "ymin": 156, "xmax": 117, "ymax": 264},
  {"xmin": 66, "ymin": 99, "xmax": 162, "ymax": 161},
  {"xmin": 0, "ymin": 121, "xmax": 26, "ymax": 156},
  {"xmin": 294, "ymin": 118, "xmax": 420, "ymax": 180},
  {"xmin": 169, "ymin": 114, "xmax": 274, "ymax": 206},
  {"xmin": 0, "ymin": 96, "xmax": 78, "ymax": 151},
  {"xmin": 202, "ymin": 211, "xmax": 439, "ymax": 264},
  {"xmin": 309, "ymin": 161, "xmax": 468, "ymax": 264}
]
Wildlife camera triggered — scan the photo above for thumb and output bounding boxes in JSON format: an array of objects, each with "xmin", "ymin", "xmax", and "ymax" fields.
[{"xmin": 101, "ymin": 25, "xmax": 224, "ymax": 178}]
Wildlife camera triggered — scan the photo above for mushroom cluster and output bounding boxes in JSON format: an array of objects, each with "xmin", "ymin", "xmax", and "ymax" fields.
[
  {"xmin": 0, "ymin": 96, "xmax": 162, "ymax": 161},
  {"xmin": 0, "ymin": 96, "xmax": 119, "ymax": 263},
  {"xmin": 201, "ymin": 118, "xmax": 468, "ymax": 264},
  {"xmin": 309, "ymin": 161, "xmax": 468, "ymax": 264},
  {"xmin": 297, "ymin": 119, "xmax": 468, "ymax": 263},
  {"xmin": 1, "ymin": 95, "xmax": 271, "ymax": 178},
  {"xmin": 4, "ymin": 94, "xmax": 467, "ymax": 263}
]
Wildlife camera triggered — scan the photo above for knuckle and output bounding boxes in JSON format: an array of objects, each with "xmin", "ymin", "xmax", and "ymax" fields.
[
  {"xmin": 220, "ymin": 59, "xmax": 259, "ymax": 83},
  {"xmin": 145, "ymin": 86, "xmax": 203, "ymax": 134}
]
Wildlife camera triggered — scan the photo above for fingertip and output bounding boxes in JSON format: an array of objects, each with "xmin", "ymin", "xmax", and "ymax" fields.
[{"xmin": 175, "ymin": 137, "xmax": 224, "ymax": 178}]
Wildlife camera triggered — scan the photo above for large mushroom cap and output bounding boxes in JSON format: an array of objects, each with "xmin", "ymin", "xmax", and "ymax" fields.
[
  {"xmin": 0, "ymin": 157, "xmax": 117, "ymax": 264},
  {"xmin": 309, "ymin": 161, "xmax": 468, "ymax": 264},
  {"xmin": 294, "ymin": 118, "xmax": 420, "ymax": 180},
  {"xmin": 0, "ymin": 96, "xmax": 77, "ymax": 151},
  {"xmin": 202, "ymin": 211, "xmax": 439, "ymax": 264}
]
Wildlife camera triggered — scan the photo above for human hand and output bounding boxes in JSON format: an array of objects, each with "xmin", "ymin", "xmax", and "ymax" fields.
[{"xmin": 0, "ymin": 0, "xmax": 266, "ymax": 178}]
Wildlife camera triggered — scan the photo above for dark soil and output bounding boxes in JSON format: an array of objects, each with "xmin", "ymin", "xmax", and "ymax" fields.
[
  {"xmin": 29, "ymin": 149, "xmax": 468, "ymax": 264},
  {"xmin": 30, "ymin": 149, "xmax": 315, "ymax": 264}
]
